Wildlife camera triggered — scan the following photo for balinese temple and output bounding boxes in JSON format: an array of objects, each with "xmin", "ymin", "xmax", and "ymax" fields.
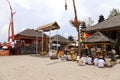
[
  {"xmin": 15, "ymin": 29, "xmax": 49, "ymax": 55},
  {"xmin": 51, "ymin": 34, "xmax": 72, "ymax": 49},
  {"xmin": 82, "ymin": 15, "xmax": 120, "ymax": 54},
  {"xmin": 51, "ymin": 34, "xmax": 72, "ymax": 46}
]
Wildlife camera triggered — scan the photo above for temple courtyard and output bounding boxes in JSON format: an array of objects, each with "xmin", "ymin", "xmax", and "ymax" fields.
[{"xmin": 0, "ymin": 54, "xmax": 120, "ymax": 80}]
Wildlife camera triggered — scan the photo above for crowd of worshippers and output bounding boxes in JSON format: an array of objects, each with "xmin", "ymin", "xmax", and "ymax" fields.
[
  {"xmin": 61, "ymin": 54, "xmax": 115, "ymax": 68},
  {"xmin": 49, "ymin": 47, "xmax": 119, "ymax": 68},
  {"xmin": 76, "ymin": 48, "xmax": 117, "ymax": 68},
  {"xmin": 77, "ymin": 55, "xmax": 113, "ymax": 68}
]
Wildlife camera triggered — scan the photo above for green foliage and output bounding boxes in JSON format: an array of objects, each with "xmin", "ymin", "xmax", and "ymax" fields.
[
  {"xmin": 68, "ymin": 35, "xmax": 74, "ymax": 42},
  {"xmin": 108, "ymin": 8, "xmax": 120, "ymax": 18},
  {"xmin": 98, "ymin": 15, "xmax": 105, "ymax": 23}
]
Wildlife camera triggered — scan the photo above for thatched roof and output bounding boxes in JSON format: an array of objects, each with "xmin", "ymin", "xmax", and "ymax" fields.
[
  {"xmin": 82, "ymin": 15, "xmax": 120, "ymax": 32},
  {"xmin": 36, "ymin": 21, "xmax": 60, "ymax": 32},
  {"xmin": 51, "ymin": 34, "xmax": 72, "ymax": 44},
  {"xmin": 16, "ymin": 29, "xmax": 45, "ymax": 38},
  {"xmin": 83, "ymin": 32, "xmax": 115, "ymax": 43}
]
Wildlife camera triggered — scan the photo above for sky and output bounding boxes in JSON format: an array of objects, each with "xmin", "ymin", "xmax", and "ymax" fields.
[{"xmin": 0, "ymin": 0, "xmax": 120, "ymax": 42}]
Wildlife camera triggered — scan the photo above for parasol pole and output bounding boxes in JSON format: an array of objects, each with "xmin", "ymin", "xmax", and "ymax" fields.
[
  {"xmin": 35, "ymin": 31, "xmax": 38, "ymax": 54},
  {"xmin": 49, "ymin": 28, "xmax": 51, "ymax": 52},
  {"xmin": 56, "ymin": 29, "xmax": 58, "ymax": 52},
  {"xmin": 42, "ymin": 30, "xmax": 44, "ymax": 53},
  {"xmin": 65, "ymin": 0, "xmax": 81, "ymax": 56}
]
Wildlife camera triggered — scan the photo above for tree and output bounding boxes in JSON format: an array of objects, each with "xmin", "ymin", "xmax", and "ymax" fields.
[
  {"xmin": 108, "ymin": 8, "xmax": 120, "ymax": 18},
  {"xmin": 81, "ymin": 21, "xmax": 86, "ymax": 28},
  {"xmin": 98, "ymin": 15, "xmax": 105, "ymax": 23},
  {"xmin": 68, "ymin": 35, "xmax": 74, "ymax": 42},
  {"xmin": 86, "ymin": 17, "xmax": 94, "ymax": 27}
]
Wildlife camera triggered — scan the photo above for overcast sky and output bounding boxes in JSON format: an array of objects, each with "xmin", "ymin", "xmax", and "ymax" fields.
[{"xmin": 0, "ymin": 0, "xmax": 120, "ymax": 42}]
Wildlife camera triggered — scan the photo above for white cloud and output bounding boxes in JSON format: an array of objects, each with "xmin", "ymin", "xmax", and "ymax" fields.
[
  {"xmin": 13, "ymin": 0, "xmax": 30, "ymax": 9},
  {"xmin": 1, "ymin": 0, "xmax": 120, "ymax": 42},
  {"xmin": 21, "ymin": 27, "xmax": 27, "ymax": 31},
  {"xmin": 0, "ymin": 24, "xmax": 9, "ymax": 42},
  {"xmin": 0, "ymin": 24, "xmax": 9, "ymax": 34},
  {"xmin": 98, "ymin": 0, "xmax": 120, "ymax": 19}
]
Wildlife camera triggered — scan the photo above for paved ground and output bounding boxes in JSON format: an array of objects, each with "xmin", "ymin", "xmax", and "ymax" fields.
[{"xmin": 0, "ymin": 54, "xmax": 120, "ymax": 80}]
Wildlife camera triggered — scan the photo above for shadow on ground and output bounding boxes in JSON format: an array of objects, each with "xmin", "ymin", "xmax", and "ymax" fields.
[
  {"xmin": 29, "ymin": 54, "xmax": 49, "ymax": 58},
  {"xmin": 46, "ymin": 61, "xmax": 63, "ymax": 65}
]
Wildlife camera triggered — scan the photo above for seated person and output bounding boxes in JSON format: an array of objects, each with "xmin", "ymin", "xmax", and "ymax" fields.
[
  {"xmin": 48, "ymin": 50, "xmax": 53, "ymax": 57},
  {"xmin": 81, "ymin": 56, "xmax": 87, "ymax": 65},
  {"xmin": 98, "ymin": 56, "xmax": 105, "ymax": 68},
  {"xmin": 78, "ymin": 58, "xmax": 85, "ymax": 66},
  {"xmin": 86, "ymin": 56, "xmax": 92, "ymax": 65},
  {"xmin": 105, "ymin": 57, "xmax": 112, "ymax": 67},
  {"xmin": 71, "ymin": 53, "xmax": 77, "ymax": 61},
  {"xmin": 94, "ymin": 57, "xmax": 98, "ymax": 66},
  {"xmin": 66, "ymin": 55, "xmax": 72, "ymax": 61},
  {"xmin": 76, "ymin": 56, "xmax": 80, "ymax": 63},
  {"xmin": 61, "ymin": 54, "xmax": 67, "ymax": 61}
]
